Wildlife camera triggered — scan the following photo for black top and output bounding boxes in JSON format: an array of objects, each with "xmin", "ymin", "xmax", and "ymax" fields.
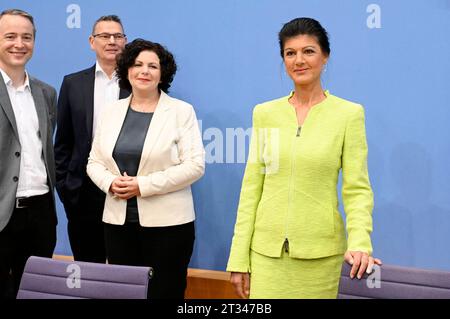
[{"xmin": 112, "ymin": 107, "xmax": 153, "ymax": 223}]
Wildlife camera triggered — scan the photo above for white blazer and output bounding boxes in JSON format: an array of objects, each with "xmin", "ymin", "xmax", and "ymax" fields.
[{"xmin": 87, "ymin": 91, "xmax": 205, "ymax": 227}]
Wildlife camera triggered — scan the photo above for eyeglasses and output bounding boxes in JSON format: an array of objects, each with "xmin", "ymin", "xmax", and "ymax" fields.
[{"xmin": 92, "ymin": 33, "xmax": 126, "ymax": 41}]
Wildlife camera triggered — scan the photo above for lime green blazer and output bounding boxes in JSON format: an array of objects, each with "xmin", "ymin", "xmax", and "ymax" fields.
[{"xmin": 227, "ymin": 91, "xmax": 374, "ymax": 273}]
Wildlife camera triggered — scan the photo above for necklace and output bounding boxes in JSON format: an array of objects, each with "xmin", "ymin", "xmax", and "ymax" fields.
[{"xmin": 289, "ymin": 91, "xmax": 326, "ymax": 110}]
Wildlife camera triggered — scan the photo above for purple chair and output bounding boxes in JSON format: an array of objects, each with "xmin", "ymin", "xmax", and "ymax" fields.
[
  {"xmin": 338, "ymin": 262, "xmax": 450, "ymax": 299},
  {"xmin": 16, "ymin": 256, "xmax": 152, "ymax": 299}
]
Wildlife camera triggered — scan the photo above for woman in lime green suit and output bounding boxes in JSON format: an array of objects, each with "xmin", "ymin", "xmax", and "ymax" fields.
[{"xmin": 227, "ymin": 17, "xmax": 382, "ymax": 299}]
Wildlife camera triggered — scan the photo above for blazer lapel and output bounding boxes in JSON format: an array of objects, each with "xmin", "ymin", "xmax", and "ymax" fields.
[
  {"xmin": 29, "ymin": 79, "xmax": 49, "ymax": 156},
  {"xmin": 138, "ymin": 91, "xmax": 171, "ymax": 171},
  {"xmin": 105, "ymin": 96, "xmax": 131, "ymax": 174},
  {"xmin": 84, "ymin": 65, "xmax": 96, "ymax": 141},
  {"xmin": 0, "ymin": 72, "xmax": 19, "ymax": 140}
]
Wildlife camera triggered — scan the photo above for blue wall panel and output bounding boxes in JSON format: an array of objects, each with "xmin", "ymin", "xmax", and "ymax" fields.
[{"xmin": 2, "ymin": 0, "xmax": 450, "ymax": 271}]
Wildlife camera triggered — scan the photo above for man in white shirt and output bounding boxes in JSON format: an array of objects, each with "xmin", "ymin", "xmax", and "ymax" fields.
[
  {"xmin": 54, "ymin": 15, "xmax": 129, "ymax": 263},
  {"xmin": 0, "ymin": 9, "xmax": 57, "ymax": 299}
]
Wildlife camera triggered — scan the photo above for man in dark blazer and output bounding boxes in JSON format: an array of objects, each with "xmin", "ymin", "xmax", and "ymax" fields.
[
  {"xmin": 54, "ymin": 15, "xmax": 129, "ymax": 262},
  {"xmin": 0, "ymin": 9, "xmax": 57, "ymax": 299}
]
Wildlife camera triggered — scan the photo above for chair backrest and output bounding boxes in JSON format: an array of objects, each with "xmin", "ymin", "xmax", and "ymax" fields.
[
  {"xmin": 17, "ymin": 256, "xmax": 152, "ymax": 299},
  {"xmin": 338, "ymin": 262, "xmax": 450, "ymax": 299}
]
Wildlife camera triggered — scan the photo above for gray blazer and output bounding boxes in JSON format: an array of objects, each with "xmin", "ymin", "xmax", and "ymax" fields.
[{"xmin": 0, "ymin": 72, "xmax": 57, "ymax": 231}]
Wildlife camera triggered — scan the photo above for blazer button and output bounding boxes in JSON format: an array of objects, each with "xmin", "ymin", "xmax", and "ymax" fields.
[
  {"xmin": 13, "ymin": 176, "xmax": 19, "ymax": 182},
  {"xmin": 15, "ymin": 151, "xmax": 20, "ymax": 157}
]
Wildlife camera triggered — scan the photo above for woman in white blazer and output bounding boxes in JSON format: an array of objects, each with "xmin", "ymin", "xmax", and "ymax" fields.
[{"xmin": 87, "ymin": 39, "xmax": 205, "ymax": 299}]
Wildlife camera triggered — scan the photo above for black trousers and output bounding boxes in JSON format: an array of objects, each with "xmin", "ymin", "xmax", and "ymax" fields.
[
  {"xmin": 65, "ymin": 179, "xmax": 106, "ymax": 263},
  {"xmin": 0, "ymin": 193, "xmax": 56, "ymax": 299},
  {"xmin": 104, "ymin": 221, "xmax": 195, "ymax": 299}
]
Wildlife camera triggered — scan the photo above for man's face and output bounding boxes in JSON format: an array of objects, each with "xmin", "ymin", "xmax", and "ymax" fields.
[
  {"xmin": 0, "ymin": 14, "xmax": 34, "ymax": 71},
  {"xmin": 89, "ymin": 21, "xmax": 126, "ymax": 65}
]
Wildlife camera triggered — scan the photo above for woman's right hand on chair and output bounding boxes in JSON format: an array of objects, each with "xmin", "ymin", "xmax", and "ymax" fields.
[{"xmin": 230, "ymin": 272, "xmax": 250, "ymax": 299}]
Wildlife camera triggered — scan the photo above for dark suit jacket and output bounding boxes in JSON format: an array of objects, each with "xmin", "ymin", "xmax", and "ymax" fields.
[
  {"xmin": 0, "ymin": 72, "xmax": 57, "ymax": 232},
  {"xmin": 54, "ymin": 65, "xmax": 130, "ymax": 210}
]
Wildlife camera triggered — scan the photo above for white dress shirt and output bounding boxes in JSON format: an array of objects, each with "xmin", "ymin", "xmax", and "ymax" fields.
[
  {"xmin": 0, "ymin": 69, "xmax": 49, "ymax": 197},
  {"xmin": 93, "ymin": 61, "xmax": 120, "ymax": 137}
]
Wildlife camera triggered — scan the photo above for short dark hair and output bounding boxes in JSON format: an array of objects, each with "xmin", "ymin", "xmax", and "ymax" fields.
[
  {"xmin": 92, "ymin": 15, "xmax": 124, "ymax": 34},
  {"xmin": 116, "ymin": 38, "xmax": 177, "ymax": 93},
  {"xmin": 278, "ymin": 17, "xmax": 330, "ymax": 58},
  {"xmin": 0, "ymin": 9, "xmax": 36, "ymax": 37}
]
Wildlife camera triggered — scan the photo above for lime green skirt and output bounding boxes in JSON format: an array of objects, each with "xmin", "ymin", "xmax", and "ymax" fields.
[{"xmin": 249, "ymin": 249, "xmax": 344, "ymax": 299}]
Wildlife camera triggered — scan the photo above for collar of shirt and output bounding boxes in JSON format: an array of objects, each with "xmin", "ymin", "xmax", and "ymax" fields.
[
  {"xmin": 0, "ymin": 67, "xmax": 31, "ymax": 92},
  {"xmin": 95, "ymin": 61, "xmax": 117, "ymax": 82}
]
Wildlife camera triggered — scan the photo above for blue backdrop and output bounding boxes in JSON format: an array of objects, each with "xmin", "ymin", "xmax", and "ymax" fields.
[{"xmin": 3, "ymin": 0, "xmax": 450, "ymax": 271}]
